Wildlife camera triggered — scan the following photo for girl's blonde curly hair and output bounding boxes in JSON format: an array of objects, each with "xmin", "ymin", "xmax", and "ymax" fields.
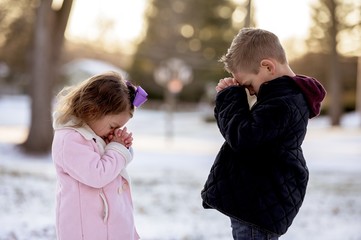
[{"xmin": 54, "ymin": 71, "xmax": 135, "ymax": 127}]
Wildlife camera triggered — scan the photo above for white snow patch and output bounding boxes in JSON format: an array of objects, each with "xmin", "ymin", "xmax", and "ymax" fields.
[{"xmin": 0, "ymin": 95, "xmax": 360, "ymax": 240}]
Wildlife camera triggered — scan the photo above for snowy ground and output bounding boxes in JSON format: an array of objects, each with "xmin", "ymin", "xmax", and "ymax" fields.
[{"xmin": 0, "ymin": 95, "xmax": 361, "ymax": 240}]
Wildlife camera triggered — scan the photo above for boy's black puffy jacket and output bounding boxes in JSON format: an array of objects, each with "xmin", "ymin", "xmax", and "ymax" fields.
[{"xmin": 201, "ymin": 75, "xmax": 326, "ymax": 235}]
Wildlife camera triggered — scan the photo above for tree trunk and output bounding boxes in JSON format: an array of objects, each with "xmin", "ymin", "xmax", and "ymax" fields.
[
  {"xmin": 22, "ymin": 0, "xmax": 73, "ymax": 154},
  {"xmin": 244, "ymin": 0, "xmax": 252, "ymax": 28},
  {"xmin": 357, "ymin": 56, "xmax": 361, "ymax": 126},
  {"xmin": 328, "ymin": 0, "xmax": 342, "ymax": 126}
]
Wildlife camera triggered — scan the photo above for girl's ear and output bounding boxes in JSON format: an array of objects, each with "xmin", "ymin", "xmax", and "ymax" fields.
[{"xmin": 260, "ymin": 59, "xmax": 275, "ymax": 74}]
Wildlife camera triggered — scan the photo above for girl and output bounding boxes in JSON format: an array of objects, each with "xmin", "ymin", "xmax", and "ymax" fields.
[{"xmin": 52, "ymin": 71, "xmax": 147, "ymax": 240}]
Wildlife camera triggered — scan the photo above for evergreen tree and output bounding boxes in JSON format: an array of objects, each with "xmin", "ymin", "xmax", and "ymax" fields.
[{"xmin": 129, "ymin": 0, "xmax": 250, "ymax": 101}]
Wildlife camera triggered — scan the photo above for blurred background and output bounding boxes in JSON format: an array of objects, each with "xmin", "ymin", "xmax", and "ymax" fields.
[{"xmin": 0, "ymin": 0, "xmax": 360, "ymax": 239}]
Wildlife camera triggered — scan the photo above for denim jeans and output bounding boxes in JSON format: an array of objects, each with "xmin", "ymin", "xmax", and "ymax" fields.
[{"xmin": 230, "ymin": 217, "xmax": 279, "ymax": 240}]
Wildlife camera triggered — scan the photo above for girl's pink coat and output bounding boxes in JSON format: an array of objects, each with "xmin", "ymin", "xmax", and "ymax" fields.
[{"xmin": 52, "ymin": 123, "xmax": 139, "ymax": 240}]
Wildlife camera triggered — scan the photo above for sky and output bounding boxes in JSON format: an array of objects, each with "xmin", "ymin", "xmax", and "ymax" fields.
[
  {"xmin": 65, "ymin": 0, "xmax": 313, "ymax": 54},
  {"xmin": 252, "ymin": 0, "xmax": 312, "ymax": 41},
  {"xmin": 65, "ymin": 0, "xmax": 147, "ymax": 53}
]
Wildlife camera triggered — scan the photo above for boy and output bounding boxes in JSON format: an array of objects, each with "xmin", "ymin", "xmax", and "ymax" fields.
[{"xmin": 201, "ymin": 28, "xmax": 326, "ymax": 239}]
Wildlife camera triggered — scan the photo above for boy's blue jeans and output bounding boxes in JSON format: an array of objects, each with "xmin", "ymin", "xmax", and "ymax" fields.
[{"xmin": 230, "ymin": 217, "xmax": 279, "ymax": 240}]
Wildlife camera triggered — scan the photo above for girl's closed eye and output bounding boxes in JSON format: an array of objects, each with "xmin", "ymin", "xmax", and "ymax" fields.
[{"xmin": 110, "ymin": 124, "xmax": 121, "ymax": 130}]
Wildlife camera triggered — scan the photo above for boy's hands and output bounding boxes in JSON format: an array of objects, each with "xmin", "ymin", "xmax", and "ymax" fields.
[
  {"xmin": 216, "ymin": 77, "xmax": 239, "ymax": 93},
  {"xmin": 106, "ymin": 127, "xmax": 133, "ymax": 148}
]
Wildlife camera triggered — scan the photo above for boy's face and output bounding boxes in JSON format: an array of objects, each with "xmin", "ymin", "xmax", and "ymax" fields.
[
  {"xmin": 232, "ymin": 71, "xmax": 264, "ymax": 96},
  {"xmin": 232, "ymin": 59, "xmax": 275, "ymax": 96}
]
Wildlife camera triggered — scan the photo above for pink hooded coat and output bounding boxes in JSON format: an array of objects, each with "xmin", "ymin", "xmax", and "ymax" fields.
[{"xmin": 52, "ymin": 118, "xmax": 139, "ymax": 240}]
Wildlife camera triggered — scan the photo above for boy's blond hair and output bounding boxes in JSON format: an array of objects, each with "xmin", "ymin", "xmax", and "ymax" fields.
[
  {"xmin": 54, "ymin": 71, "xmax": 133, "ymax": 127},
  {"xmin": 220, "ymin": 28, "xmax": 287, "ymax": 74}
]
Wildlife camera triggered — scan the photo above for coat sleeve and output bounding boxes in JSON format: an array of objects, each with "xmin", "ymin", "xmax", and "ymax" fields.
[
  {"xmin": 215, "ymin": 86, "xmax": 290, "ymax": 152},
  {"xmin": 59, "ymin": 131, "xmax": 132, "ymax": 188}
]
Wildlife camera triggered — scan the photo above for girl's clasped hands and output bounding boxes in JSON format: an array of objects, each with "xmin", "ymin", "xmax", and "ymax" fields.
[{"xmin": 105, "ymin": 127, "xmax": 133, "ymax": 148}]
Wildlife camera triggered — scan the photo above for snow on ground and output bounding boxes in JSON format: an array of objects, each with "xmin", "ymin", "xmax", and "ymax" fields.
[{"xmin": 0, "ymin": 95, "xmax": 361, "ymax": 240}]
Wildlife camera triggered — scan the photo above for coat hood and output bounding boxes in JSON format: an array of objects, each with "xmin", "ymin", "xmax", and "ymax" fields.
[{"xmin": 291, "ymin": 75, "xmax": 326, "ymax": 119}]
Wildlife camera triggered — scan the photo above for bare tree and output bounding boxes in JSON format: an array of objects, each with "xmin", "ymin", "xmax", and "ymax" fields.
[
  {"xmin": 307, "ymin": 0, "xmax": 361, "ymax": 126},
  {"xmin": 327, "ymin": 0, "xmax": 342, "ymax": 126},
  {"xmin": 22, "ymin": 0, "xmax": 73, "ymax": 154},
  {"xmin": 357, "ymin": 56, "xmax": 361, "ymax": 119},
  {"xmin": 244, "ymin": 0, "xmax": 252, "ymax": 28}
]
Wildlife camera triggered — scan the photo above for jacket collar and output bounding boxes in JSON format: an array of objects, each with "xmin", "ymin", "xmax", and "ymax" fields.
[
  {"xmin": 257, "ymin": 75, "xmax": 326, "ymax": 119},
  {"xmin": 53, "ymin": 113, "xmax": 106, "ymax": 146},
  {"xmin": 257, "ymin": 77, "xmax": 296, "ymax": 100}
]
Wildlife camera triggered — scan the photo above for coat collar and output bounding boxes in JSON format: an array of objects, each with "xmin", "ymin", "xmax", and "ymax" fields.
[
  {"xmin": 258, "ymin": 75, "xmax": 326, "ymax": 119},
  {"xmin": 53, "ymin": 113, "xmax": 107, "ymax": 149}
]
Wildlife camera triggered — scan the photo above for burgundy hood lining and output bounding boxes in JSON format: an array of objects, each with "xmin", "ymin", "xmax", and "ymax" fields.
[{"xmin": 291, "ymin": 75, "xmax": 326, "ymax": 119}]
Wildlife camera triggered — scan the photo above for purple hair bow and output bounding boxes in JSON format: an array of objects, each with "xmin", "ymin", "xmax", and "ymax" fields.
[
  {"xmin": 126, "ymin": 81, "xmax": 148, "ymax": 107},
  {"xmin": 133, "ymin": 85, "xmax": 148, "ymax": 107}
]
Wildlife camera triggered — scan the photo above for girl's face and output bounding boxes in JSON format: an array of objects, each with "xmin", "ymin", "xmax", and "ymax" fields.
[{"xmin": 88, "ymin": 112, "xmax": 132, "ymax": 140}]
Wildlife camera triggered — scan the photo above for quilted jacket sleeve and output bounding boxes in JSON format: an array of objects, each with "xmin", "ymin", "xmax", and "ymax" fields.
[
  {"xmin": 215, "ymin": 86, "xmax": 291, "ymax": 152},
  {"xmin": 57, "ymin": 130, "xmax": 131, "ymax": 188}
]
